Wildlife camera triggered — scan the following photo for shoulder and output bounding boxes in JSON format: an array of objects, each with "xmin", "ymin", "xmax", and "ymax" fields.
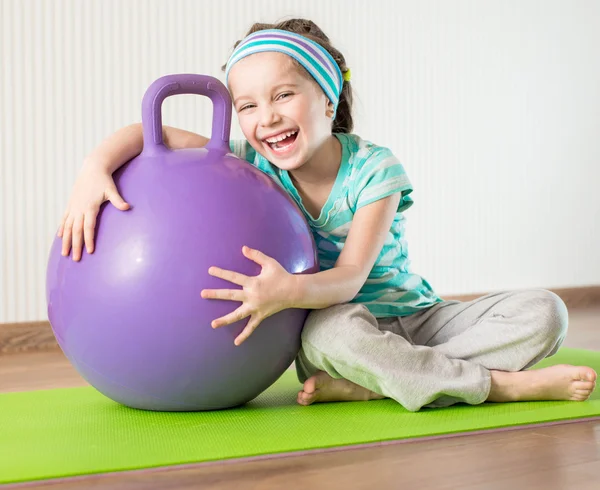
[
  {"xmin": 338, "ymin": 134, "xmax": 413, "ymax": 212},
  {"xmin": 339, "ymin": 133, "xmax": 406, "ymax": 188},
  {"xmin": 337, "ymin": 133, "xmax": 396, "ymax": 167}
]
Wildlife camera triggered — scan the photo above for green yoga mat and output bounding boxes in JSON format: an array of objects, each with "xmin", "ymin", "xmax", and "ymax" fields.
[{"xmin": 1, "ymin": 347, "xmax": 599, "ymax": 485}]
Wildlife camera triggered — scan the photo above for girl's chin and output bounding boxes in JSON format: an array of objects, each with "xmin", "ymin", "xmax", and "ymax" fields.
[
  {"xmin": 279, "ymin": 159, "xmax": 307, "ymax": 172},
  {"xmin": 261, "ymin": 145, "xmax": 308, "ymax": 170}
]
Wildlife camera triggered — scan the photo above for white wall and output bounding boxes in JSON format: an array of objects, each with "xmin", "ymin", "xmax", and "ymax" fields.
[{"xmin": 1, "ymin": 0, "xmax": 599, "ymax": 323}]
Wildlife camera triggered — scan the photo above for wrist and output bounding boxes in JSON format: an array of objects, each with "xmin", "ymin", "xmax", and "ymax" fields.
[
  {"xmin": 82, "ymin": 156, "xmax": 110, "ymax": 175},
  {"xmin": 286, "ymin": 273, "xmax": 305, "ymax": 309}
]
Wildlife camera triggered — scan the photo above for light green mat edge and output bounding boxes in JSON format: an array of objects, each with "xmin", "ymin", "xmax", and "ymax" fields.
[{"xmin": 1, "ymin": 347, "xmax": 599, "ymax": 485}]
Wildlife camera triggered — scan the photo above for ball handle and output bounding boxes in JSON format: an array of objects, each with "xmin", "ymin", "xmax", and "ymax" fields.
[{"xmin": 141, "ymin": 74, "xmax": 232, "ymax": 154}]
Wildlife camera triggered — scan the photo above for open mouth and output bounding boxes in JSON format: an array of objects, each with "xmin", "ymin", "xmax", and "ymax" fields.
[{"xmin": 263, "ymin": 129, "xmax": 299, "ymax": 154}]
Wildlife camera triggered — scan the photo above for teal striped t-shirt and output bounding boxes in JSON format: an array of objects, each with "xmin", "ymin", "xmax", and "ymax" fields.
[{"xmin": 229, "ymin": 132, "xmax": 442, "ymax": 317}]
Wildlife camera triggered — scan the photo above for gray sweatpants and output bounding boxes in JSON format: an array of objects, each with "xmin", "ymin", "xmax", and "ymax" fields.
[{"xmin": 295, "ymin": 289, "xmax": 568, "ymax": 411}]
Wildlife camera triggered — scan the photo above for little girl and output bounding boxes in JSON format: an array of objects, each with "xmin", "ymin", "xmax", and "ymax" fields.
[{"xmin": 58, "ymin": 19, "xmax": 596, "ymax": 411}]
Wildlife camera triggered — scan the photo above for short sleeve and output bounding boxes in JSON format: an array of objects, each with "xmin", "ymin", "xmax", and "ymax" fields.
[{"xmin": 352, "ymin": 148, "xmax": 414, "ymax": 213}]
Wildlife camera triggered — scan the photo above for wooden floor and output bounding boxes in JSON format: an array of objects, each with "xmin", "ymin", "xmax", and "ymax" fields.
[{"xmin": 1, "ymin": 307, "xmax": 599, "ymax": 489}]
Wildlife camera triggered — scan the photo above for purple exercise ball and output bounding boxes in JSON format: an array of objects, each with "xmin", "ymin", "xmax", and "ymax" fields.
[{"xmin": 46, "ymin": 74, "xmax": 318, "ymax": 411}]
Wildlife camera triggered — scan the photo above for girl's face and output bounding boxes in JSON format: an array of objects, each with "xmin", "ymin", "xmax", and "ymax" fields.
[{"xmin": 227, "ymin": 52, "xmax": 334, "ymax": 172}]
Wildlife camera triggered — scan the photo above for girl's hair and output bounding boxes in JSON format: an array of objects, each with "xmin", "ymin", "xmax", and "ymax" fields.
[{"xmin": 223, "ymin": 19, "xmax": 353, "ymax": 134}]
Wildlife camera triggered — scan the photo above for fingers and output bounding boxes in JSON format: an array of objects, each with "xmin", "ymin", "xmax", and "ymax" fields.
[
  {"xmin": 242, "ymin": 245, "xmax": 272, "ymax": 266},
  {"xmin": 201, "ymin": 288, "xmax": 245, "ymax": 302},
  {"xmin": 84, "ymin": 209, "xmax": 97, "ymax": 255},
  {"xmin": 208, "ymin": 266, "xmax": 249, "ymax": 286},
  {"xmin": 58, "ymin": 183, "xmax": 128, "ymax": 260},
  {"xmin": 61, "ymin": 216, "xmax": 74, "ymax": 257},
  {"xmin": 57, "ymin": 211, "xmax": 68, "ymax": 238},
  {"xmin": 71, "ymin": 216, "xmax": 85, "ymax": 261},
  {"xmin": 234, "ymin": 316, "xmax": 262, "ymax": 346},
  {"xmin": 210, "ymin": 305, "xmax": 250, "ymax": 329},
  {"xmin": 59, "ymin": 209, "xmax": 101, "ymax": 260},
  {"xmin": 106, "ymin": 186, "xmax": 130, "ymax": 211}
]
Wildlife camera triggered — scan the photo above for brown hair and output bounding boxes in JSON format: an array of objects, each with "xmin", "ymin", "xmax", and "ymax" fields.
[{"xmin": 222, "ymin": 18, "xmax": 353, "ymax": 134}]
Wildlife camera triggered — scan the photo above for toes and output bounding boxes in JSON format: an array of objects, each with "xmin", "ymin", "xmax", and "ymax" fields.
[
  {"xmin": 297, "ymin": 390, "xmax": 318, "ymax": 406},
  {"xmin": 302, "ymin": 377, "xmax": 318, "ymax": 395},
  {"xmin": 571, "ymin": 377, "xmax": 595, "ymax": 400},
  {"xmin": 572, "ymin": 380, "xmax": 595, "ymax": 391},
  {"xmin": 571, "ymin": 393, "xmax": 591, "ymax": 401},
  {"xmin": 577, "ymin": 368, "xmax": 597, "ymax": 382},
  {"xmin": 296, "ymin": 391, "xmax": 308, "ymax": 406}
]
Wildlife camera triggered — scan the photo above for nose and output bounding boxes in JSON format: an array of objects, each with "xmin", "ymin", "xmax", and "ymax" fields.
[{"xmin": 258, "ymin": 103, "xmax": 281, "ymax": 127}]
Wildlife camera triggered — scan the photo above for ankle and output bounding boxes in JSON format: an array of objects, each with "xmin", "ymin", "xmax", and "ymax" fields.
[{"xmin": 488, "ymin": 370, "xmax": 519, "ymax": 402}]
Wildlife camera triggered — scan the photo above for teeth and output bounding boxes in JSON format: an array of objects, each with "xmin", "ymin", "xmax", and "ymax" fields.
[{"xmin": 265, "ymin": 130, "xmax": 297, "ymax": 143}]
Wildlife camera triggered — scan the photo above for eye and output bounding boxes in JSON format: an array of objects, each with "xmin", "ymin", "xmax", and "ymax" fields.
[
  {"xmin": 239, "ymin": 103, "xmax": 255, "ymax": 112},
  {"xmin": 277, "ymin": 92, "xmax": 293, "ymax": 101}
]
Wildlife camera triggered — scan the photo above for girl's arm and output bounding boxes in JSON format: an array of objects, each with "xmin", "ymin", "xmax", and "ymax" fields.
[
  {"xmin": 201, "ymin": 192, "xmax": 402, "ymax": 346},
  {"xmin": 60, "ymin": 124, "xmax": 209, "ymax": 260},
  {"xmin": 84, "ymin": 123, "xmax": 209, "ymax": 173},
  {"xmin": 290, "ymin": 193, "xmax": 402, "ymax": 309}
]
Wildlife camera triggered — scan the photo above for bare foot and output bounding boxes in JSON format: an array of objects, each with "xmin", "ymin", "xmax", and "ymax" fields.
[
  {"xmin": 297, "ymin": 371, "xmax": 386, "ymax": 406},
  {"xmin": 487, "ymin": 364, "xmax": 597, "ymax": 403}
]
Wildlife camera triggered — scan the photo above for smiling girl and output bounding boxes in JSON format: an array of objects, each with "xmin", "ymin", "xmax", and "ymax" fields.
[{"xmin": 58, "ymin": 19, "xmax": 596, "ymax": 411}]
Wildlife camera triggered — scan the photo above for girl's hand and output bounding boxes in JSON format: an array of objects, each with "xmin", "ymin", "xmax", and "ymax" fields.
[
  {"xmin": 201, "ymin": 246, "xmax": 296, "ymax": 346},
  {"xmin": 57, "ymin": 163, "xmax": 130, "ymax": 261}
]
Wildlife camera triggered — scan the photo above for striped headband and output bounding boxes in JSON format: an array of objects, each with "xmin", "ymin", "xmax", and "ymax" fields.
[{"xmin": 225, "ymin": 29, "xmax": 344, "ymax": 116}]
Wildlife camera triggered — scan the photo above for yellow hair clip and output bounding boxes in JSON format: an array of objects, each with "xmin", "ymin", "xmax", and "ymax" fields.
[{"xmin": 343, "ymin": 68, "xmax": 352, "ymax": 82}]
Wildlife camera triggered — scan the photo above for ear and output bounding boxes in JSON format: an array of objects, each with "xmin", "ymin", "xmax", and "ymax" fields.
[{"xmin": 325, "ymin": 99, "xmax": 335, "ymax": 119}]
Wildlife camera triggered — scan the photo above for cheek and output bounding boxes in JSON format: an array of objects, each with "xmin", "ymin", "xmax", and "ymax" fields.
[
  {"xmin": 306, "ymin": 99, "xmax": 328, "ymax": 123},
  {"xmin": 305, "ymin": 103, "xmax": 332, "ymax": 135},
  {"xmin": 237, "ymin": 117, "xmax": 257, "ymax": 141}
]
